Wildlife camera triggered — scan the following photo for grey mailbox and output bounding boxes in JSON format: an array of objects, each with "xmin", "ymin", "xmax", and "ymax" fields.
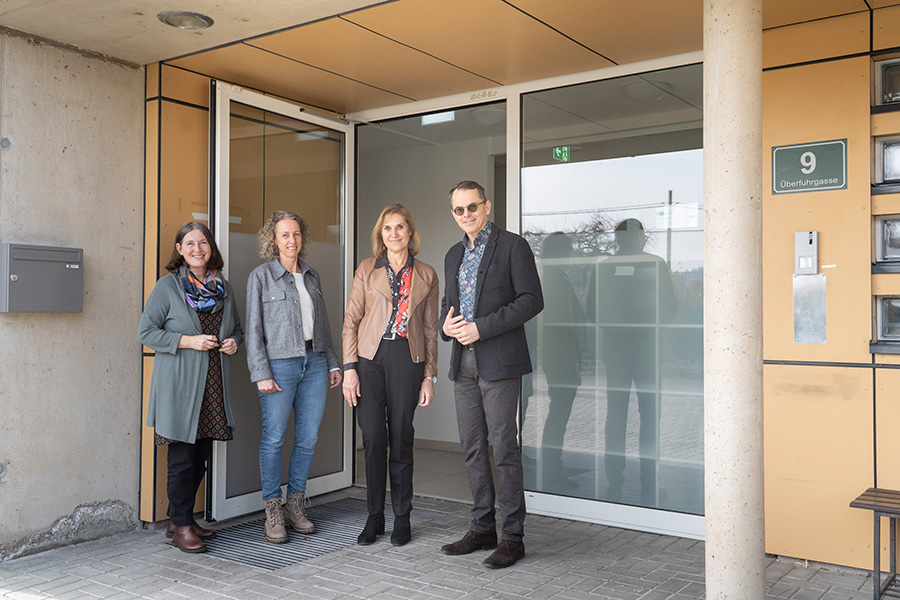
[{"xmin": 0, "ymin": 243, "xmax": 83, "ymax": 312}]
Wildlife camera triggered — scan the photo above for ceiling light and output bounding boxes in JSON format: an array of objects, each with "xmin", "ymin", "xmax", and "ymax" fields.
[
  {"xmin": 158, "ymin": 10, "xmax": 214, "ymax": 30},
  {"xmin": 621, "ymin": 80, "xmax": 671, "ymax": 104},
  {"xmin": 421, "ymin": 111, "xmax": 455, "ymax": 126},
  {"xmin": 469, "ymin": 106, "xmax": 506, "ymax": 127}
]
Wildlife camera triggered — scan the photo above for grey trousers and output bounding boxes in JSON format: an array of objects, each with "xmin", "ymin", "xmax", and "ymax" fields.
[{"xmin": 454, "ymin": 347, "xmax": 526, "ymax": 542}]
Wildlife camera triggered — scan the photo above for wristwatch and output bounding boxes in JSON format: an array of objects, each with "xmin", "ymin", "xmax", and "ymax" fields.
[{"xmin": 425, "ymin": 376, "xmax": 437, "ymax": 384}]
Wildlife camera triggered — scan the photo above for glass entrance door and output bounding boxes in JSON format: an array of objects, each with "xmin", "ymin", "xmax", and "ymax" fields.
[{"xmin": 209, "ymin": 82, "xmax": 354, "ymax": 520}]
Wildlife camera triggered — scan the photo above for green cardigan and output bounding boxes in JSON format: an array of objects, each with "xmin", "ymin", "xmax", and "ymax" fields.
[{"xmin": 138, "ymin": 272, "xmax": 244, "ymax": 444}]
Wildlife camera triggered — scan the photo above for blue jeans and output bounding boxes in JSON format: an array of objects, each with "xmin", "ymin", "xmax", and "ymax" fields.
[{"xmin": 258, "ymin": 353, "xmax": 328, "ymax": 500}]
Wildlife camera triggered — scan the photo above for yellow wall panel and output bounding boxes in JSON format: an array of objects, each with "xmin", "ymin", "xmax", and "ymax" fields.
[
  {"xmin": 764, "ymin": 364, "xmax": 873, "ymax": 568},
  {"xmin": 763, "ymin": 57, "xmax": 872, "ymax": 363},
  {"xmin": 146, "ymin": 63, "xmax": 159, "ymax": 100},
  {"xmin": 763, "ymin": 12, "xmax": 869, "ymax": 70},
  {"xmin": 874, "ymin": 5, "xmax": 900, "ymax": 51},
  {"xmin": 161, "ymin": 65, "xmax": 210, "ymax": 108},
  {"xmin": 872, "ymin": 192, "xmax": 900, "ymax": 215},
  {"xmin": 139, "ymin": 356, "xmax": 156, "ymax": 522},
  {"xmin": 144, "ymin": 99, "xmax": 159, "ymax": 305},
  {"xmin": 160, "ymin": 101, "xmax": 209, "ymax": 274},
  {"xmin": 871, "ymin": 110, "xmax": 900, "ymax": 138},
  {"xmin": 873, "ymin": 273, "xmax": 900, "ymax": 294},
  {"xmin": 876, "ymin": 368, "xmax": 900, "ymax": 488},
  {"xmin": 762, "ymin": 0, "xmax": 867, "ymax": 30}
]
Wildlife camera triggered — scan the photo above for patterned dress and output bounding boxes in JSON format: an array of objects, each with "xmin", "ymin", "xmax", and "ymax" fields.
[{"xmin": 155, "ymin": 309, "xmax": 233, "ymax": 445}]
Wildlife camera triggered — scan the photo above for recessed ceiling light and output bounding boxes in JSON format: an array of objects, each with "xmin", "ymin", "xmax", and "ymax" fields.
[
  {"xmin": 621, "ymin": 80, "xmax": 671, "ymax": 104},
  {"xmin": 157, "ymin": 10, "xmax": 214, "ymax": 30}
]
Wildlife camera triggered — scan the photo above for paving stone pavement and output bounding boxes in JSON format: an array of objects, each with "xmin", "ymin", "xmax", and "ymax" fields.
[{"xmin": 0, "ymin": 488, "xmax": 876, "ymax": 600}]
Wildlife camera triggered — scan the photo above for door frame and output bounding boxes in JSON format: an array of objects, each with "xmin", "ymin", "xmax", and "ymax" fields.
[
  {"xmin": 347, "ymin": 51, "xmax": 705, "ymax": 540},
  {"xmin": 209, "ymin": 81, "xmax": 356, "ymax": 521}
]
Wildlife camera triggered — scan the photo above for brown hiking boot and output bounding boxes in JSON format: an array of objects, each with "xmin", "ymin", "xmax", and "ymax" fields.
[
  {"xmin": 284, "ymin": 491, "xmax": 315, "ymax": 534},
  {"xmin": 264, "ymin": 497, "xmax": 288, "ymax": 543}
]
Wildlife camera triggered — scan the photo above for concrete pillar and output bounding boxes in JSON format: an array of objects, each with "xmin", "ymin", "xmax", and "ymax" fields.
[{"xmin": 703, "ymin": 0, "xmax": 765, "ymax": 598}]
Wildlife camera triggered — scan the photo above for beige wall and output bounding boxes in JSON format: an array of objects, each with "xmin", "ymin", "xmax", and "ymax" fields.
[
  {"xmin": 762, "ymin": 7, "xmax": 900, "ymax": 569},
  {"xmin": 0, "ymin": 32, "xmax": 144, "ymax": 558}
]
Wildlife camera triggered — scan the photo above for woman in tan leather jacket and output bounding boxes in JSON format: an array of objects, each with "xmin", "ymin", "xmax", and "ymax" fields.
[{"xmin": 342, "ymin": 203, "xmax": 439, "ymax": 547}]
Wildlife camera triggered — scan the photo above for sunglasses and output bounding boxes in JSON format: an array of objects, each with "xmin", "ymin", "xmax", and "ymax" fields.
[{"xmin": 451, "ymin": 200, "xmax": 486, "ymax": 216}]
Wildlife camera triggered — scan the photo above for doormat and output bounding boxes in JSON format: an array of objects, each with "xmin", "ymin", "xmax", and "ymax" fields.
[{"xmin": 201, "ymin": 497, "xmax": 444, "ymax": 571}]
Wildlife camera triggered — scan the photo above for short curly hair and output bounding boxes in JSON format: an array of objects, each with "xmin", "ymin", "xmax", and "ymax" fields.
[{"xmin": 258, "ymin": 211, "xmax": 311, "ymax": 261}]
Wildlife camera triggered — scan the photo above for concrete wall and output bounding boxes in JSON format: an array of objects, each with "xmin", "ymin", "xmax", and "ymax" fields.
[{"xmin": 0, "ymin": 31, "xmax": 144, "ymax": 560}]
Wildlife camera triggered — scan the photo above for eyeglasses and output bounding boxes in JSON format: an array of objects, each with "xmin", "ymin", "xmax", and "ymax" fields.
[{"xmin": 451, "ymin": 200, "xmax": 486, "ymax": 216}]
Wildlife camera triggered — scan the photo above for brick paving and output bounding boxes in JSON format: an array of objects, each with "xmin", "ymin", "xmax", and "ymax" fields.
[{"xmin": 0, "ymin": 488, "xmax": 875, "ymax": 600}]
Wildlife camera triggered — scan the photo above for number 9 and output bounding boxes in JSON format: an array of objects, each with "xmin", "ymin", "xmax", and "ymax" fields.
[{"xmin": 800, "ymin": 151, "xmax": 816, "ymax": 174}]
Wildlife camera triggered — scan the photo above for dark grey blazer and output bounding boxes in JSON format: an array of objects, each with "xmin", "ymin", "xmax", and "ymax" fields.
[{"xmin": 440, "ymin": 225, "xmax": 544, "ymax": 382}]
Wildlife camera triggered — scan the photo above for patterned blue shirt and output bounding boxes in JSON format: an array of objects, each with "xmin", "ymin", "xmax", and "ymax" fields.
[{"xmin": 457, "ymin": 222, "xmax": 493, "ymax": 322}]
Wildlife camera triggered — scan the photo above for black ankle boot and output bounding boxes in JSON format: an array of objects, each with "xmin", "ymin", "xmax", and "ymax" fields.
[
  {"xmin": 391, "ymin": 515, "xmax": 411, "ymax": 546},
  {"xmin": 357, "ymin": 513, "xmax": 384, "ymax": 545}
]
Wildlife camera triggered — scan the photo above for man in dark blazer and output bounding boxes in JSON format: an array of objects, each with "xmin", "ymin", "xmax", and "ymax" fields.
[{"xmin": 439, "ymin": 180, "xmax": 543, "ymax": 569}]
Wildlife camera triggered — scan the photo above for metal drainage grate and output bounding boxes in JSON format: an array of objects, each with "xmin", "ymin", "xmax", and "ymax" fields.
[{"xmin": 202, "ymin": 497, "xmax": 443, "ymax": 571}]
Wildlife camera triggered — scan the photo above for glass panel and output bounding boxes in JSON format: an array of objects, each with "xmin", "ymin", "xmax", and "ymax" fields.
[
  {"xmin": 884, "ymin": 63, "xmax": 900, "ymax": 105},
  {"xmin": 882, "ymin": 218, "xmax": 900, "ymax": 262},
  {"xmin": 521, "ymin": 64, "xmax": 704, "ymax": 515},
  {"xmin": 354, "ymin": 102, "xmax": 507, "ymax": 487},
  {"xmin": 225, "ymin": 102, "xmax": 344, "ymax": 498},
  {"xmin": 882, "ymin": 298, "xmax": 900, "ymax": 339},
  {"xmin": 885, "ymin": 142, "xmax": 900, "ymax": 182}
]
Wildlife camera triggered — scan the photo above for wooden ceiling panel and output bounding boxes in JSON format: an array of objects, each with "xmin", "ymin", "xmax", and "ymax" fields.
[
  {"xmin": 762, "ymin": 0, "xmax": 868, "ymax": 30},
  {"xmin": 344, "ymin": 0, "xmax": 614, "ymax": 85},
  {"xmin": 509, "ymin": 0, "xmax": 702, "ymax": 66},
  {"xmin": 869, "ymin": 1, "xmax": 900, "ymax": 9},
  {"xmin": 168, "ymin": 44, "xmax": 409, "ymax": 114},
  {"xmin": 248, "ymin": 17, "xmax": 497, "ymax": 101}
]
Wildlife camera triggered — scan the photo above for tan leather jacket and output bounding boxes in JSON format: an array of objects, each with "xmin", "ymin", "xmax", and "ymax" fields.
[{"xmin": 342, "ymin": 256, "xmax": 439, "ymax": 378}]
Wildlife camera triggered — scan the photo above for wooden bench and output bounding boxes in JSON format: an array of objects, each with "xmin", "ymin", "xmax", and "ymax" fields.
[{"xmin": 850, "ymin": 488, "xmax": 900, "ymax": 600}]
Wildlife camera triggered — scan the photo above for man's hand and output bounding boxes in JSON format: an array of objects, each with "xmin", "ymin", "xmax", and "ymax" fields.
[{"xmin": 443, "ymin": 306, "xmax": 481, "ymax": 345}]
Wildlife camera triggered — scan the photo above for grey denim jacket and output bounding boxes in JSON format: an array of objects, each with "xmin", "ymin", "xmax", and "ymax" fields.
[{"xmin": 246, "ymin": 258, "xmax": 340, "ymax": 382}]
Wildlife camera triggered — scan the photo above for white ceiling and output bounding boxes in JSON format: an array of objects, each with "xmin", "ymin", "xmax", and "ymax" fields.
[{"xmin": 0, "ymin": 0, "xmax": 387, "ymax": 65}]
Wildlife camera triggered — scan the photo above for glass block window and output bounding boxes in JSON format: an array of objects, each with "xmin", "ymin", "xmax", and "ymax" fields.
[
  {"xmin": 878, "ymin": 297, "xmax": 900, "ymax": 340},
  {"xmin": 883, "ymin": 62, "xmax": 900, "ymax": 105}
]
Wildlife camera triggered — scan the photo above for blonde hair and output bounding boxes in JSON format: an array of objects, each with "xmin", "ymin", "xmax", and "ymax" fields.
[
  {"xmin": 371, "ymin": 203, "xmax": 421, "ymax": 257},
  {"xmin": 258, "ymin": 211, "xmax": 310, "ymax": 260}
]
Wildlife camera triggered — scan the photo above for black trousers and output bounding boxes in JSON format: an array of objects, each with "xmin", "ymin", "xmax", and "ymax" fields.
[
  {"xmin": 166, "ymin": 438, "xmax": 213, "ymax": 526},
  {"xmin": 357, "ymin": 337, "xmax": 424, "ymax": 517}
]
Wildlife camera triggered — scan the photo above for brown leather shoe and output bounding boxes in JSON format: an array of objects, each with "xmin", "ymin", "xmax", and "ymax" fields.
[
  {"xmin": 166, "ymin": 520, "xmax": 216, "ymax": 540},
  {"xmin": 440, "ymin": 530, "xmax": 498, "ymax": 555},
  {"xmin": 483, "ymin": 540, "xmax": 525, "ymax": 569},
  {"xmin": 170, "ymin": 525, "xmax": 207, "ymax": 553}
]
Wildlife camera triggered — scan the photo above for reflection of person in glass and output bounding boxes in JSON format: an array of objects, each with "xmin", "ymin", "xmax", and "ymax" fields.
[
  {"xmin": 535, "ymin": 232, "xmax": 584, "ymax": 490},
  {"xmin": 595, "ymin": 219, "xmax": 676, "ymax": 506}
]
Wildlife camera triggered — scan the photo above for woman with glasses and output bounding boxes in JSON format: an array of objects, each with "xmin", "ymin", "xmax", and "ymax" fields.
[
  {"xmin": 138, "ymin": 221, "xmax": 243, "ymax": 553},
  {"xmin": 342, "ymin": 203, "xmax": 439, "ymax": 547},
  {"xmin": 246, "ymin": 211, "xmax": 342, "ymax": 544}
]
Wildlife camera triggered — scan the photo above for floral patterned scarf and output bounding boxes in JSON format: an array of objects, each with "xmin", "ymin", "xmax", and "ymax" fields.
[{"xmin": 178, "ymin": 266, "xmax": 226, "ymax": 313}]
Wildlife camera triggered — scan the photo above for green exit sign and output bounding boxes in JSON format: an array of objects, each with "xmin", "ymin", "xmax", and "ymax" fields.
[{"xmin": 552, "ymin": 146, "xmax": 570, "ymax": 162}]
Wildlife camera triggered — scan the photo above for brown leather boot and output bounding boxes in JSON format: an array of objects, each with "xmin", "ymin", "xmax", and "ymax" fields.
[
  {"xmin": 284, "ymin": 491, "xmax": 315, "ymax": 534},
  {"xmin": 166, "ymin": 520, "xmax": 216, "ymax": 539},
  {"xmin": 264, "ymin": 497, "xmax": 289, "ymax": 543},
  {"xmin": 170, "ymin": 524, "xmax": 207, "ymax": 553}
]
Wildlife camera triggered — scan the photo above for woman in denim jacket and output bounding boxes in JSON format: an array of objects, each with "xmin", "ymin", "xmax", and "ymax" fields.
[{"xmin": 246, "ymin": 211, "xmax": 342, "ymax": 544}]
